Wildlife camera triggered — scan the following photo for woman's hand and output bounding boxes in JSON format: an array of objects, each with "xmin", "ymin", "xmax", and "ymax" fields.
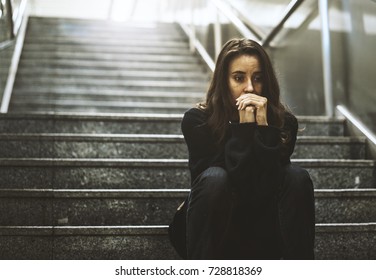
[{"xmin": 236, "ymin": 94, "xmax": 268, "ymax": 125}]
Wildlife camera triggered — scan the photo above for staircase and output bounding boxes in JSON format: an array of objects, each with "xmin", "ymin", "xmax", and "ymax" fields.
[
  {"xmin": 0, "ymin": 17, "xmax": 375, "ymax": 259},
  {"xmin": 10, "ymin": 17, "xmax": 208, "ymax": 113}
]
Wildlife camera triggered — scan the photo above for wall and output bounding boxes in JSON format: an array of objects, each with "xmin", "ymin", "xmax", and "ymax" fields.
[
  {"xmin": 183, "ymin": 0, "xmax": 376, "ymax": 133},
  {"xmin": 269, "ymin": 0, "xmax": 376, "ymax": 132}
]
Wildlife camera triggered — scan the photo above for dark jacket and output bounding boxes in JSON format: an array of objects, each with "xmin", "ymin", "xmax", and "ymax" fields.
[
  {"xmin": 169, "ymin": 107, "xmax": 298, "ymax": 259},
  {"xmin": 182, "ymin": 107, "xmax": 297, "ymax": 192}
]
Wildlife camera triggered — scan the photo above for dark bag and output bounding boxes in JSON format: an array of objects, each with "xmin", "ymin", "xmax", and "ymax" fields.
[{"xmin": 168, "ymin": 197, "xmax": 188, "ymax": 259}]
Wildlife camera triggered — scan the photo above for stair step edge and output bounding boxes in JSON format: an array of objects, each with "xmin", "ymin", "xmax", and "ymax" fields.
[
  {"xmin": 1, "ymin": 223, "xmax": 376, "ymax": 236},
  {"xmin": 1, "ymin": 188, "xmax": 376, "ymax": 198},
  {"xmin": 0, "ymin": 158, "xmax": 373, "ymax": 167}
]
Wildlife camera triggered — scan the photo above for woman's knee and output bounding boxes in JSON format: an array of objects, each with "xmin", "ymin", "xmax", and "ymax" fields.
[
  {"xmin": 282, "ymin": 164, "xmax": 314, "ymax": 200},
  {"xmin": 191, "ymin": 167, "xmax": 230, "ymax": 200},
  {"xmin": 195, "ymin": 166, "xmax": 228, "ymax": 187}
]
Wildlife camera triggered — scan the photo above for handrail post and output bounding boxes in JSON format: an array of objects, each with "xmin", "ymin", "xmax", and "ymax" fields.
[
  {"xmin": 214, "ymin": 9, "xmax": 222, "ymax": 59},
  {"xmin": 319, "ymin": 0, "xmax": 334, "ymax": 117},
  {"xmin": 189, "ymin": 0, "xmax": 196, "ymax": 53},
  {"xmin": 6, "ymin": 0, "xmax": 15, "ymax": 39},
  {"xmin": 107, "ymin": 0, "xmax": 114, "ymax": 20}
]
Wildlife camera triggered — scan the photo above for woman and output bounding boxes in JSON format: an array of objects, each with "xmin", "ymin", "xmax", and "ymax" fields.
[{"xmin": 169, "ymin": 38, "xmax": 315, "ymax": 260}]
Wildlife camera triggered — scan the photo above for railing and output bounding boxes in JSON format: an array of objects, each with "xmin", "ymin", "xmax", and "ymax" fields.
[
  {"xmin": 176, "ymin": 0, "xmax": 334, "ymax": 117},
  {"xmin": 337, "ymin": 105, "xmax": 376, "ymax": 159},
  {"xmin": 0, "ymin": 0, "xmax": 29, "ymax": 113},
  {"xmin": 0, "ymin": 0, "xmax": 28, "ymax": 49}
]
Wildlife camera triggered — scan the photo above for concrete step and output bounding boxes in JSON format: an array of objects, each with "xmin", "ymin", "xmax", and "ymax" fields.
[
  {"xmin": 23, "ymin": 36, "xmax": 189, "ymax": 48},
  {"xmin": 315, "ymin": 223, "xmax": 376, "ymax": 259},
  {"xmin": 26, "ymin": 32, "xmax": 185, "ymax": 42},
  {"xmin": 9, "ymin": 100, "xmax": 195, "ymax": 114},
  {"xmin": 18, "ymin": 59, "xmax": 203, "ymax": 71},
  {"xmin": 292, "ymin": 136, "xmax": 365, "ymax": 159},
  {"xmin": 0, "ymin": 113, "xmax": 345, "ymax": 136},
  {"xmin": 20, "ymin": 51, "xmax": 199, "ymax": 63},
  {"xmin": 0, "ymin": 158, "xmax": 374, "ymax": 189},
  {"xmin": 0, "ymin": 189, "xmax": 186, "ymax": 226},
  {"xmin": 13, "ymin": 78, "xmax": 206, "ymax": 90},
  {"xmin": 0, "ymin": 223, "xmax": 375, "ymax": 259},
  {"xmin": 16, "ymin": 68, "xmax": 210, "ymax": 81},
  {"xmin": 0, "ymin": 134, "xmax": 365, "ymax": 160},
  {"xmin": 315, "ymin": 189, "xmax": 376, "ymax": 223},
  {"xmin": 26, "ymin": 19, "xmax": 181, "ymax": 32},
  {"xmin": 1, "ymin": 188, "xmax": 375, "ymax": 226},
  {"xmin": 28, "ymin": 22, "xmax": 182, "ymax": 37},
  {"xmin": 25, "ymin": 19, "xmax": 185, "ymax": 41},
  {"xmin": 297, "ymin": 116, "xmax": 344, "ymax": 136},
  {"xmin": 0, "ymin": 113, "xmax": 185, "ymax": 134},
  {"xmin": 28, "ymin": 16, "xmax": 180, "ymax": 31},
  {"xmin": 11, "ymin": 91, "xmax": 204, "ymax": 103},
  {"xmin": 22, "ymin": 44, "xmax": 193, "ymax": 55},
  {"xmin": 0, "ymin": 134, "xmax": 188, "ymax": 159},
  {"xmin": 26, "ymin": 26, "xmax": 183, "ymax": 39},
  {"xmin": 0, "ymin": 225, "xmax": 178, "ymax": 259}
]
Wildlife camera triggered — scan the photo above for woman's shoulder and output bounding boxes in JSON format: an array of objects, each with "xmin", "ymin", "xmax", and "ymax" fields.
[
  {"xmin": 283, "ymin": 110, "xmax": 298, "ymax": 131},
  {"xmin": 182, "ymin": 107, "xmax": 207, "ymax": 126}
]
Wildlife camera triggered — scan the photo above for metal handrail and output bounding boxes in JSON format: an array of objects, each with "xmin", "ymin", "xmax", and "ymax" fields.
[
  {"xmin": 0, "ymin": 0, "xmax": 29, "ymax": 113},
  {"xmin": 337, "ymin": 105, "xmax": 376, "ymax": 159},
  {"xmin": 6, "ymin": 0, "xmax": 15, "ymax": 40},
  {"xmin": 319, "ymin": 0, "xmax": 333, "ymax": 117},
  {"xmin": 181, "ymin": 0, "xmax": 310, "ymax": 68},
  {"xmin": 261, "ymin": 0, "xmax": 305, "ymax": 47},
  {"xmin": 0, "ymin": 0, "xmax": 27, "ymax": 49},
  {"xmin": 12, "ymin": 0, "xmax": 28, "ymax": 36},
  {"xmin": 211, "ymin": 0, "xmax": 262, "ymax": 42},
  {"xmin": 179, "ymin": 0, "xmax": 334, "ymax": 117},
  {"xmin": 179, "ymin": 22, "xmax": 215, "ymax": 72}
]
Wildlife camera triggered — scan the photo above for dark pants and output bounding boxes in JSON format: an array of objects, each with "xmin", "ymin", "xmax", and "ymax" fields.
[{"xmin": 186, "ymin": 165, "xmax": 315, "ymax": 259}]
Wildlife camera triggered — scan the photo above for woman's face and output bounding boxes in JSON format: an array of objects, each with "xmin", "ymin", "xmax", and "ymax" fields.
[{"xmin": 228, "ymin": 54, "xmax": 263, "ymax": 104}]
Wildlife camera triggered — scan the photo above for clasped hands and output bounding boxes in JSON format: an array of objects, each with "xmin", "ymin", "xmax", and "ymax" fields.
[{"xmin": 236, "ymin": 93, "xmax": 268, "ymax": 125}]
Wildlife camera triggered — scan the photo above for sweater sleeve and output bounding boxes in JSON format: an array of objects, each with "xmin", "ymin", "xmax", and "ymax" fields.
[
  {"xmin": 225, "ymin": 122, "xmax": 282, "ymax": 200},
  {"xmin": 181, "ymin": 108, "xmax": 225, "ymax": 184},
  {"xmin": 225, "ymin": 112, "xmax": 298, "ymax": 202}
]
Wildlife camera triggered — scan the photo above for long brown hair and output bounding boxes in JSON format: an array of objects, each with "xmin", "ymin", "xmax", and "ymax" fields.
[{"xmin": 199, "ymin": 38, "xmax": 287, "ymax": 145}]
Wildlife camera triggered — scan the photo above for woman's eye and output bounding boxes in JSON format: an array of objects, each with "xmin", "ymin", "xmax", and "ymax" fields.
[
  {"xmin": 253, "ymin": 74, "xmax": 263, "ymax": 83},
  {"xmin": 234, "ymin": 75, "xmax": 244, "ymax": 82}
]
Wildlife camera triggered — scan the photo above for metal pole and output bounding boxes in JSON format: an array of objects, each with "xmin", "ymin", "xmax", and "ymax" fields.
[
  {"xmin": 189, "ymin": 0, "xmax": 196, "ymax": 53},
  {"xmin": 319, "ymin": 0, "xmax": 333, "ymax": 117},
  {"xmin": 214, "ymin": 9, "xmax": 222, "ymax": 59},
  {"xmin": 107, "ymin": 0, "xmax": 114, "ymax": 20},
  {"xmin": 6, "ymin": 0, "xmax": 15, "ymax": 39}
]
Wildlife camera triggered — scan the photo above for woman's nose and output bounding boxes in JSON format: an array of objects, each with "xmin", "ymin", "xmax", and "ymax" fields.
[{"xmin": 244, "ymin": 78, "xmax": 254, "ymax": 93}]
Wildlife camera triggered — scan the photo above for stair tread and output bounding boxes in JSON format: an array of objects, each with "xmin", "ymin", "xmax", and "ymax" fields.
[
  {"xmin": 1, "ymin": 188, "xmax": 376, "ymax": 198},
  {"xmin": 1, "ymin": 223, "xmax": 376, "ymax": 236},
  {"xmin": 0, "ymin": 133, "xmax": 365, "ymax": 143},
  {"xmin": 0, "ymin": 112, "xmax": 345, "ymax": 122},
  {"xmin": 0, "ymin": 158, "xmax": 373, "ymax": 166}
]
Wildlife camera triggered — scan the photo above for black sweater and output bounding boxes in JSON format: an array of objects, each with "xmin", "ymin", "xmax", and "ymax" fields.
[{"xmin": 181, "ymin": 107, "xmax": 298, "ymax": 203}]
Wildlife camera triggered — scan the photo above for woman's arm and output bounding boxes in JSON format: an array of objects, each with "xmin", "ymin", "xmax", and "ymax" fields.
[
  {"xmin": 225, "ymin": 112, "xmax": 297, "ymax": 200},
  {"xmin": 225, "ymin": 123, "xmax": 281, "ymax": 198},
  {"xmin": 181, "ymin": 108, "xmax": 225, "ymax": 183}
]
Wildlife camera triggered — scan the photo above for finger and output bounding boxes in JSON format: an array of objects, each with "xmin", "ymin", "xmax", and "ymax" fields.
[
  {"xmin": 236, "ymin": 93, "xmax": 257, "ymax": 102},
  {"xmin": 238, "ymin": 97, "xmax": 266, "ymax": 110},
  {"xmin": 236, "ymin": 95, "xmax": 267, "ymax": 106},
  {"xmin": 242, "ymin": 98, "xmax": 267, "ymax": 110}
]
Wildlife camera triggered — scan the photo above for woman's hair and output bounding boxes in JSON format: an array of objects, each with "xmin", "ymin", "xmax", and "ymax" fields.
[{"xmin": 199, "ymin": 38, "xmax": 287, "ymax": 145}]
